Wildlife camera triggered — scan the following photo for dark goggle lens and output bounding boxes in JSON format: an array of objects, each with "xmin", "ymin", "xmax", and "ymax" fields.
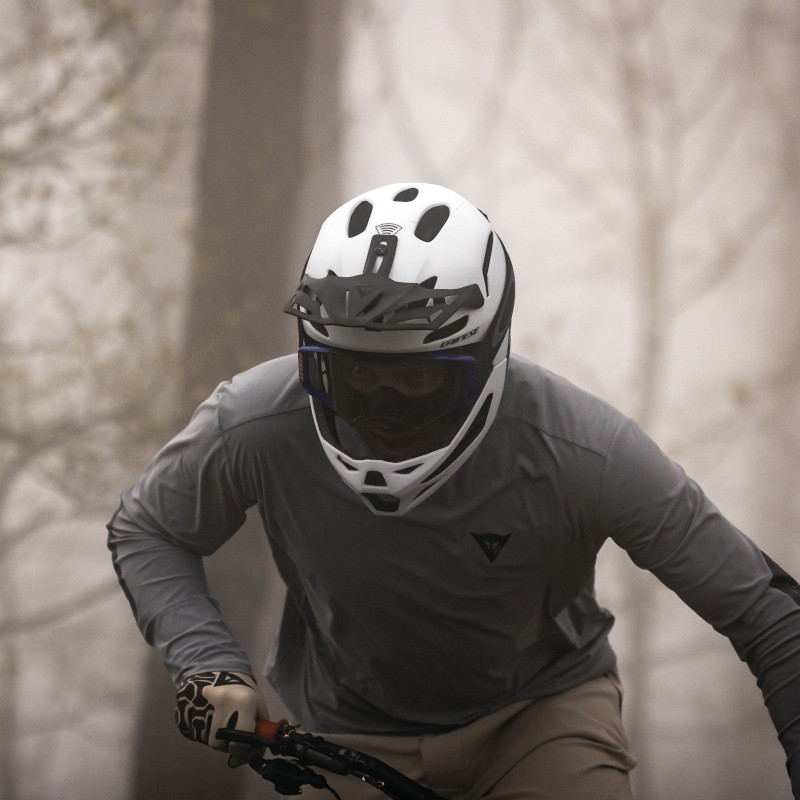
[{"xmin": 298, "ymin": 346, "xmax": 481, "ymax": 429}]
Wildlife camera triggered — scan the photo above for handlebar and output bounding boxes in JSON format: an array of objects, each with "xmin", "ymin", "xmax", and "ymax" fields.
[{"xmin": 217, "ymin": 719, "xmax": 448, "ymax": 800}]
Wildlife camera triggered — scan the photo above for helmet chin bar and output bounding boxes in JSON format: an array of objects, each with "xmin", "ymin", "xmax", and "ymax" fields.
[{"xmin": 309, "ymin": 350, "xmax": 509, "ymax": 516}]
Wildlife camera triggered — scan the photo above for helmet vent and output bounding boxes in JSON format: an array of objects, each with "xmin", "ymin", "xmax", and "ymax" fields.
[
  {"xmin": 365, "ymin": 494, "xmax": 400, "ymax": 513},
  {"xmin": 404, "ymin": 276, "xmax": 439, "ymax": 316},
  {"xmin": 423, "ymin": 315, "xmax": 468, "ymax": 344},
  {"xmin": 394, "ymin": 464, "xmax": 421, "ymax": 475},
  {"xmin": 393, "ymin": 187, "xmax": 419, "ymax": 202},
  {"xmin": 348, "ymin": 201, "xmax": 373, "ymax": 237},
  {"xmin": 481, "ymin": 233, "xmax": 493, "ymax": 293},
  {"xmin": 415, "ymin": 205, "xmax": 450, "ymax": 242},
  {"xmin": 365, "ymin": 471, "xmax": 387, "ymax": 487}
]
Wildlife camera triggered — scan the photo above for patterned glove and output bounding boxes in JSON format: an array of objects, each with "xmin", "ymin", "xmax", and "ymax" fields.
[{"xmin": 175, "ymin": 671, "xmax": 269, "ymax": 766}]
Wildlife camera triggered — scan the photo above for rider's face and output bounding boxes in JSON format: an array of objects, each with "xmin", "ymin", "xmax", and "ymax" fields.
[
  {"xmin": 298, "ymin": 346, "xmax": 481, "ymax": 462},
  {"xmin": 328, "ymin": 352, "xmax": 471, "ymax": 462}
]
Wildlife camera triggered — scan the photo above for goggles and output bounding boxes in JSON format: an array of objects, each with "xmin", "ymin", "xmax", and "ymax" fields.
[{"xmin": 298, "ymin": 345, "xmax": 482, "ymax": 431}]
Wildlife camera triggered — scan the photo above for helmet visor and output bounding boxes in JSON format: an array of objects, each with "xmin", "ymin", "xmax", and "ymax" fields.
[{"xmin": 298, "ymin": 346, "xmax": 482, "ymax": 431}]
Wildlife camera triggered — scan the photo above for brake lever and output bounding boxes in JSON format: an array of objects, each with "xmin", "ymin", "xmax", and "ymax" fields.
[
  {"xmin": 216, "ymin": 726, "xmax": 354, "ymax": 775},
  {"xmin": 248, "ymin": 756, "xmax": 331, "ymax": 796}
]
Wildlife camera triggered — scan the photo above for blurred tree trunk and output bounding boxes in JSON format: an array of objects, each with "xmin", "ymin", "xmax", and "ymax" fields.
[
  {"xmin": 758, "ymin": 3, "xmax": 800, "ymax": 568},
  {"xmin": 131, "ymin": 2, "xmax": 342, "ymax": 798}
]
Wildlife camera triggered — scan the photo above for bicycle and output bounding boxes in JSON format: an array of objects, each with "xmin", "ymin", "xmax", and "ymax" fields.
[{"xmin": 218, "ymin": 719, "xmax": 448, "ymax": 800}]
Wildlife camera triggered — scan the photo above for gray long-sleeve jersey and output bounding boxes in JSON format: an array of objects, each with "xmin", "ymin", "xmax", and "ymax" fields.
[{"xmin": 108, "ymin": 353, "xmax": 800, "ymax": 787}]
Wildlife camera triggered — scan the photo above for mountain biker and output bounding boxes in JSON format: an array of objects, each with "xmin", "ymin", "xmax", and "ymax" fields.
[{"xmin": 108, "ymin": 183, "xmax": 800, "ymax": 799}]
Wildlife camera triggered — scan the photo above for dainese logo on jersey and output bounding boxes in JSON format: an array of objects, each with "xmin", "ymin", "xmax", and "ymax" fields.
[{"xmin": 471, "ymin": 532, "xmax": 512, "ymax": 564}]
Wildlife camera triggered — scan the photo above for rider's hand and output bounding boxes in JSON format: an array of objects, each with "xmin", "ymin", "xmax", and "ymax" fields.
[{"xmin": 175, "ymin": 671, "xmax": 269, "ymax": 767}]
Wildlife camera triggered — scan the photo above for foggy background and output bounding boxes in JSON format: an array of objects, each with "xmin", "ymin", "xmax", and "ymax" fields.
[{"xmin": 2, "ymin": 1, "xmax": 798, "ymax": 798}]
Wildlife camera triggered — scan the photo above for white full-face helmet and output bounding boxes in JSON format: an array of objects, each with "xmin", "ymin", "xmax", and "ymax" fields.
[{"xmin": 284, "ymin": 183, "xmax": 515, "ymax": 516}]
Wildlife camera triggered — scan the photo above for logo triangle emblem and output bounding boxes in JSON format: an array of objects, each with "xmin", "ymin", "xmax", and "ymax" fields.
[{"xmin": 471, "ymin": 533, "xmax": 511, "ymax": 564}]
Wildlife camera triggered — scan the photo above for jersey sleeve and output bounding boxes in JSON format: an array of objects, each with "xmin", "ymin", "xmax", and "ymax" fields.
[
  {"xmin": 107, "ymin": 385, "xmax": 256, "ymax": 685},
  {"xmin": 599, "ymin": 419, "xmax": 800, "ymax": 795}
]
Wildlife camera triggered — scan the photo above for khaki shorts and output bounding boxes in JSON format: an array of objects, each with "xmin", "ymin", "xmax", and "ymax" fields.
[{"xmin": 294, "ymin": 671, "xmax": 636, "ymax": 800}]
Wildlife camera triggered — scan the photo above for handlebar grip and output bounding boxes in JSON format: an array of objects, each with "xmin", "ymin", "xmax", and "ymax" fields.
[{"xmin": 256, "ymin": 717, "xmax": 288, "ymax": 740}]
